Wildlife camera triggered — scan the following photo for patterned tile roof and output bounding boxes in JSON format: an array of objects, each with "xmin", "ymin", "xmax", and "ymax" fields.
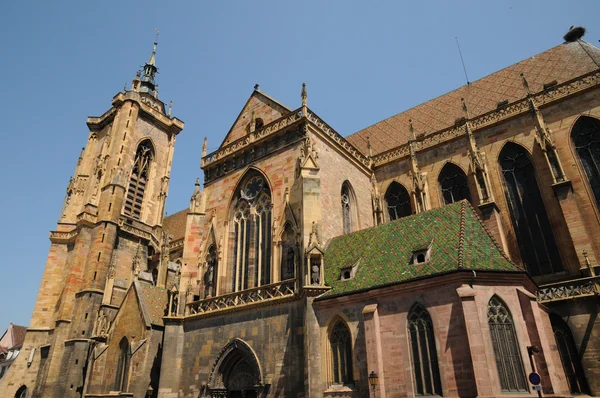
[
  {"xmin": 347, "ymin": 41, "xmax": 600, "ymax": 156},
  {"xmin": 137, "ymin": 282, "xmax": 169, "ymax": 327},
  {"xmin": 321, "ymin": 201, "xmax": 522, "ymax": 298},
  {"xmin": 163, "ymin": 208, "xmax": 188, "ymax": 241}
]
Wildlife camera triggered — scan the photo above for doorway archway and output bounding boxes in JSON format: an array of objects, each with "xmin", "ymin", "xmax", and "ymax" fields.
[{"xmin": 208, "ymin": 339, "xmax": 263, "ymax": 398}]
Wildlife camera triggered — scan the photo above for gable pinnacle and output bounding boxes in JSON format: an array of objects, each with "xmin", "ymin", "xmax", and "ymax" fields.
[
  {"xmin": 460, "ymin": 97, "xmax": 470, "ymax": 119},
  {"xmin": 520, "ymin": 73, "xmax": 531, "ymax": 97},
  {"xmin": 301, "ymin": 83, "xmax": 307, "ymax": 106},
  {"xmin": 409, "ymin": 119, "xmax": 416, "ymax": 141}
]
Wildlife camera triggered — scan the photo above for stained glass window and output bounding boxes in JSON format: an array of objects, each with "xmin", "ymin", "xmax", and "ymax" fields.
[
  {"xmin": 488, "ymin": 296, "xmax": 527, "ymax": 392},
  {"xmin": 385, "ymin": 182, "xmax": 412, "ymax": 220},
  {"xmin": 499, "ymin": 143, "xmax": 563, "ymax": 276},
  {"xmin": 407, "ymin": 304, "xmax": 442, "ymax": 396},
  {"xmin": 572, "ymin": 116, "xmax": 600, "ymax": 209},
  {"xmin": 330, "ymin": 320, "xmax": 353, "ymax": 385},
  {"xmin": 438, "ymin": 163, "xmax": 472, "ymax": 205}
]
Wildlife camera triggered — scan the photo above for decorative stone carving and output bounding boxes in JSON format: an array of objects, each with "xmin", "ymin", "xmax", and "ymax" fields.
[
  {"xmin": 409, "ymin": 120, "xmax": 428, "ymax": 212},
  {"xmin": 190, "ymin": 178, "xmax": 206, "ymax": 213},
  {"xmin": 92, "ymin": 309, "xmax": 110, "ymax": 339}
]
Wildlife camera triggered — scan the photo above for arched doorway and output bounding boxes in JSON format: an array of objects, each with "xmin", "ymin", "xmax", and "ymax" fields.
[{"xmin": 208, "ymin": 339, "xmax": 263, "ymax": 398}]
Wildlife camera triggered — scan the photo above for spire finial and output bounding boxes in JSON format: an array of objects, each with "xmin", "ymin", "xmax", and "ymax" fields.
[
  {"xmin": 301, "ymin": 83, "xmax": 307, "ymax": 106},
  {"xmin": 367, "ymin": 136, "xmax": 373, "ymax": 158},
  {"xmin": 202, "ymin": 137, "xmax": 208, "ymax": 158},
  {"xmin": 409, "ymin": 119, "xmax": 416, "ymax": 141},
  {"xmin": 195, "ymin": 177, "xmax": 200, "ymax": 187},
  {"xmin": 520, "ymin": 73, "xmax": 531, "ymax": 96},
  {"xmin": 168, "ymin": 101, "xmax": 172, "ymax": 117},
  {"xmin": 140, "ymin": 33, "xmax": 159, "ymax": 96},
  {"xmin": 461, "ymin": 97, "xmax": 470, "ymax": 119},
  {"xmin": 254, "ymin": 84, "xmax": 259, "ymax": 91}
]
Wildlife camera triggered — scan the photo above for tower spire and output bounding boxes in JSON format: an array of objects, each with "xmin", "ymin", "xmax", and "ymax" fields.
[{"xmin": 140, "ymin": 32, "xmax": 159, "ymax": 97}]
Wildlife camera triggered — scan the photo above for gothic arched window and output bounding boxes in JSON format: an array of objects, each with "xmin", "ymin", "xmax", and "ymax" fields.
[
  {"xmin": 385, "ymin": 182, "xmax": 412, "ymax": 221},
  {"xmin": 499, "ymin": 143, "xmax": 563, "ymax": 276},
  {"xmin": 488, "ymin": 296, "xmax": 527, "ymax": 392},
  {"xmin": 15, "ymin": 386, "xmax": 28, "ymax": 398},
  {"xmin": 231, "ymin": 173, "xmax": 272, "ymax": 292},
  {"xmin": 115, "ymin": 337, "xmax": 131, "ymax": 392},
  {"xmin": 407, "ymin": 304, "xmax": 442, "ymax": 396},
  {"xmin": 124, "ymin": 140, "xmax": 154, "ymax": 219},
  {"xmin": 204, "ymin": 245, "xmax": 218, "ymax": 298},
  {"xmin": 550, "ymin": 314, "xmax": 590, "ymax": 394},
  {"xmin": 571, "ymin": 116, "xmax": 600, "ymax": 209},
  {"xmin": 438, "ymin": 163, "xmax": 472, "ymax": 205},
  {"xmin": 330, "ymin": 320, "xmax": 353, "ymax": 385},
  {"xmin": 341, "ymin": 182, "xmax": 356, "ymax": 234}
]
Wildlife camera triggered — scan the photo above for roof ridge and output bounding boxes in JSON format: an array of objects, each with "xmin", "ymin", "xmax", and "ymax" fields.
[
  {"xmin": 457, "ymin": 201, "xmax": 466, "ymax": 269},
  {"xmin": 464, "ymin": 201, "xmax": 520, "ymax": 268}
]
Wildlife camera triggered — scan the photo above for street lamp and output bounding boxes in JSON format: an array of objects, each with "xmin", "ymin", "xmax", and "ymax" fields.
[{"xmin": 368, "ymin": 371, "xmax": 379, "ymax": 398}]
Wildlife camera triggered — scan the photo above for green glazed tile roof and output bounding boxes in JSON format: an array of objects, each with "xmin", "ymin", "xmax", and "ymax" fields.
[
  {"xmin": 137, "ymin": 282, "xmax": 169, "ymax": 327},
  {"xmin": 321, "ymin": 200, "xmax": 522, "ymax": 298}
]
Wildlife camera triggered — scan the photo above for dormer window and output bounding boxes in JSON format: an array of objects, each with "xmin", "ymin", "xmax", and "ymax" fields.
[
  {"xmin": 339, "ymin": 260, "xmax": 360, "ymax": 281},
  {"xmin": 411, "ymin": 248, "xmax": 431, "ymax": 265}
]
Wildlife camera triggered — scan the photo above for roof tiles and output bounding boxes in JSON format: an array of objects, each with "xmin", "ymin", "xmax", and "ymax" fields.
[{"xmin": 348, "ymin": 41, "xmax": 600, "ymax": 155}]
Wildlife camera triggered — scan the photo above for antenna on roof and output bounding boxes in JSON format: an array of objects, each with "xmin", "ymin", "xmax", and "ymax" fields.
[{"xmin": 455, "ymin": 37, "xmax": 470, "ymax": 85}]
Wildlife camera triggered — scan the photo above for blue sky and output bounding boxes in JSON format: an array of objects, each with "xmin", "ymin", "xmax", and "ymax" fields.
[{"xmin": 0, "ymin": 1, "xmax": 598, "ymax": 329}]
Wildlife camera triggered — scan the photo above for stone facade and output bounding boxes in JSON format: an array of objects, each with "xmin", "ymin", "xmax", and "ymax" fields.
[{"xmin": 2, "ymin": 35, "xmax": 600, "ymax": 398}]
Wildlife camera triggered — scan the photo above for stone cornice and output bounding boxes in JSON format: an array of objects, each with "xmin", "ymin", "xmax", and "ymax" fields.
[
  {"xmin": 372, "ymin": 69, "xmax": 600, "ymax": 167},
  {"xmin": 87, "ymin": 91, "xmax": 184, "ymax": 135},
  {"xmin": 202, "ymin": 107, "xmax": 372, "ymax": 181},
  {"xmin": 118, "ymin": 217, "xmax": 161, "ymax": 250}
]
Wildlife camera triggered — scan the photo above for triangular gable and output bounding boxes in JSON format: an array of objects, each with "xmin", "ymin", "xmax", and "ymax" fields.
[
  {"xmin": 109, "ymin": 282, "xmax": 168, "ymax": 331},
  {"xmin": 219, "ymin": 89, "xmax": 291, "ymax": 148}
]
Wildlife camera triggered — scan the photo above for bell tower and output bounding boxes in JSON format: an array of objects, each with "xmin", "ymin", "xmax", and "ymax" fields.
[{"xmin": 1, "ymin": 39, "xmax": 184, "ymax": 398}]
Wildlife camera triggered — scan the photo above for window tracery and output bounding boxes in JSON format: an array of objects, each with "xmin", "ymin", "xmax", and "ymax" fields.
[
  {"xmin": 341, "ymin": 182, "xmax": 355, "ymax": 234},
  {"xmin": 384, "ymin": 182, "xmax": 412, "ymax": 221},
  {"xmin": 487, "ymin": 296, "xmax": 527, "ymax": 392},
  {"xmin": 438, "ymin": 163, "xmax": 472, "ymax": 205},
  {"xmin": 572, "ymin": 116, "xmax": 600, "ymax": 209},
  {"xmin": 499, "ymin": 143, "xmax": 563, "ymax": 276},
  {"xmin": 124, "ymin": 140, "xmax": 154, "ymax": 219},
  {"xmin": 407, "ymin": 304, "xmax": 442, "ymax": 396},
  {"xmin": 330, "ymin": 320, "xmax": 353, "ymax": 385},
  {"xmin": 231, "ymin": 173, "xmax": 272, "ymax": 292}
]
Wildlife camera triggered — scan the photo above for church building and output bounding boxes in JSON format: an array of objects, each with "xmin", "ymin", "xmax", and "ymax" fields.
[{"xmin": 1, "ymin": 27, "xmax": 599, "ymax": 398}]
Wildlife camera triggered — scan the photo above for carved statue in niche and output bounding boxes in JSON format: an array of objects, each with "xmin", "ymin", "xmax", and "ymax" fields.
[
  {"xmin": 311, "ymin": 258, "xmax": 321, "ymax": 285},
  {"xmin": 93, "ymin": 309, "xmax": 110, "ymax": 338}
]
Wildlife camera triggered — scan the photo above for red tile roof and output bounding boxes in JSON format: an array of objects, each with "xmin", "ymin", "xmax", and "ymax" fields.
[
  {"xmin": 163, "ymin": 209, "xmax": 188, "ymax": 241},
  {"xmin": 137, "ymin": 283, "xmax": 169, "ymax": 327},
  {"xmin": 347, "ymin": 41, "xmax": 600, "ymax": 156},
  {"xmin": 10, "ymin": 325, "xmax": 27, "ymax": 349}
]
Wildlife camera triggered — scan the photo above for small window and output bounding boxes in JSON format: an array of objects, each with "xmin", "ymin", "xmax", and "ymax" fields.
[
  {"xmin": 339, "ymin": 260, "xmax": 360, "ymax": 281},
  {"xmin": 411, "ymin": 248, "xmax": 430, "ymax": 264},
  {"xmin": 341, "ymin": 270, "xmax": 351, "ymax": 280}
]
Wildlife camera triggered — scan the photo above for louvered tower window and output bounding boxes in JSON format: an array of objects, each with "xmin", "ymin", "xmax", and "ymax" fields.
[
  {"xmin": 231, "ymin": 173, "xmax": 272, "ymax": 292},
  {"xmin": 499, "ymin": 143, "xmax": 563, "ymax": 276},
  {"xmin": 124, "ymin": 141, "xmax": 154, "ymax": 219},
  {"xmin": 438, "ymin": 163, "xmax": 472, "ymax": 205},
  {"xmin": 385, "ymin": 181, "xmax": 412, "ymax": 221},
  {"xmin": 330, "ymin": 320, "xmax": 353, "ymax": 385},
  {"xmin": 550, "ymin": 314, "xmax": 590, "ymax": 394},
  {"xmin": 488, "ymin": 296, "xmax": 527, "ymax": 392},
  {"xmin": 572, "ymin": 116, "xmax": 600, "ymax": 209},
  {"xmin": 408, "ymin": 304, "xmax": 442, "ymax": 396},
  {"xmin": 115, "ymin": 337, "xmax": 131, "ymax": 392}
]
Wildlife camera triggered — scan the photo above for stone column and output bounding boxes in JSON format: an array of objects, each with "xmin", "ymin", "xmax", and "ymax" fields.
[
  {"xmin": 456, "ymin": 284, "xmax": 494, "ymax": 397},
  {"xmin": 362, "ymin": 304, "xmax": 386, "ymax": 398}
]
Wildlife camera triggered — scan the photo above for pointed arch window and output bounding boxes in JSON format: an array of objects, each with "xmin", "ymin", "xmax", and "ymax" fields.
[
  {"xmin": 124, "ymin": 140, "xmax": 154, "ymax": 219},
  {"xmin": 407, "ymin": 304, "xmax": 442, "ymax": 396},
  {"xmin": 15, "ymin": 386, "xmax": 28, "ymax": 398},
  {"xmin": 488, "ymin": 296, "xmax": 527, "ymax": 392},
  {"xmin": 204, "ymin": 245, "xmax": 218, "ymax": 298},
  {"xmin": 385, "ymin": 182, "xmax": 412, "ymax": 221},
  {"xmin": 550, "ymin": 314, "xmax": 590, "ymax": 394},
  {"xmin": 499, "ymin": 143, "xmax": 563, "ymax": 276},
  {"xmin": 231, "ymin": 173, "xmax": 272, "ymax": 292},
  {"xmin": 115, "ymin": 337, "xmax": 131, "ymax": 392},
  {"xmin": 438, "ymin": 163, "xmax": 472, "ymax": 205},
  {"xmin": 341, "ymin": 182, "xmax": 356, "ymax": 234},
  {"xmin": 572, "ymin": 116, "xmax": 600, "ymax": 209},
  {"xmin": 330, "ymin": 320, "xmax": 353, "ymax": 385}
]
